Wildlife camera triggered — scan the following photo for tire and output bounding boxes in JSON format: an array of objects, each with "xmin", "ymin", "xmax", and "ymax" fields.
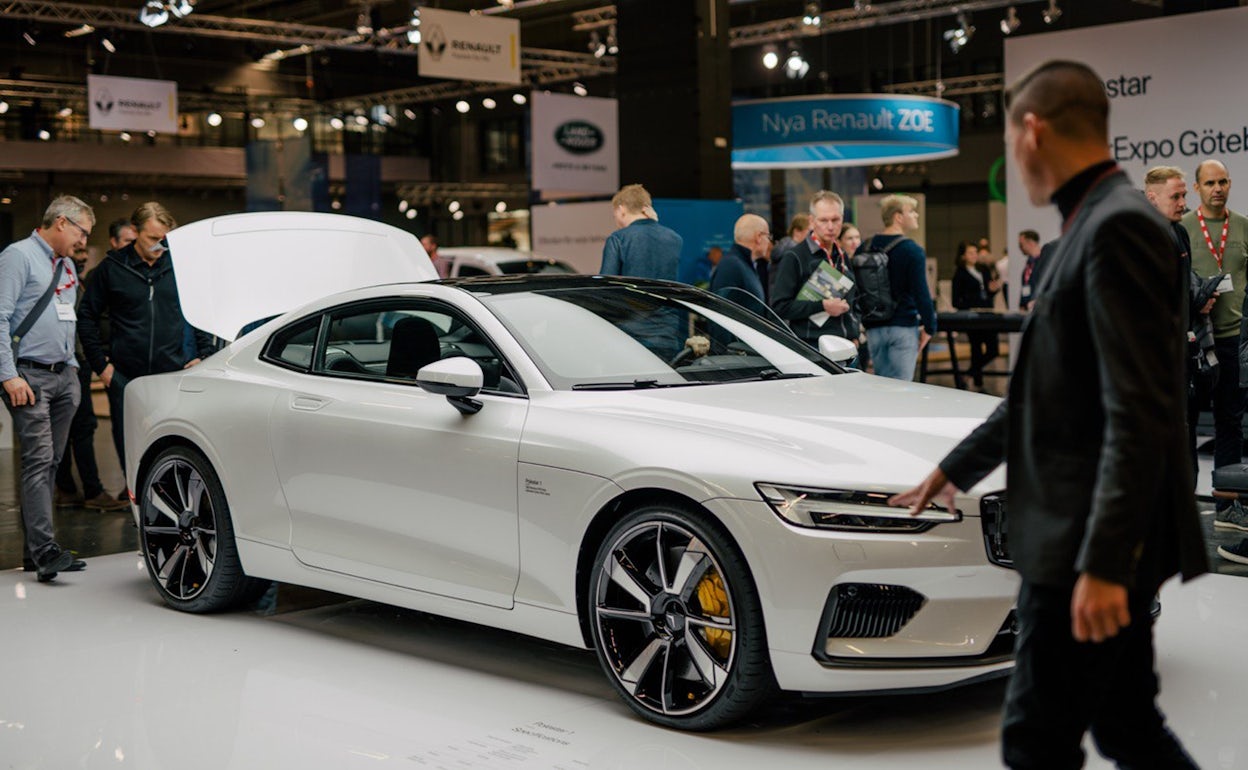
[
  {"xmin": 587, "ymin": 502, "xmax": 775, "ymax": 730},
  {"xmin": 138, "ymin": 446, "xmax": 266, "ymax": 613}
]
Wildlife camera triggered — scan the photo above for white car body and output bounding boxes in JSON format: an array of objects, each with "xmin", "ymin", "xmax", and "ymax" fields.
[
  {"xmin": 130, "ymin": 213, "xmax": 1016, "ymax": 730},
  {"xmin": 438, "ymin": 246, "xmax": 577, "ymax": 278}
]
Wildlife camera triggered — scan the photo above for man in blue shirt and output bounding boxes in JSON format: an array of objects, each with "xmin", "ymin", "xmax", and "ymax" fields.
[
  {"xmin": 0, "ymin": 195, "xmax": 95, "ymax": 581},
  {"xmin": 600, "ymin": 184, "xmax": 683, "ymax": 280},
  {"xmin": 862, "ymin": 194, "xmax": 937, "ymax": 380}
]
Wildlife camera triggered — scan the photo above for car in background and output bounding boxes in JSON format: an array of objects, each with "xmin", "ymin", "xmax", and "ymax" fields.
[
  {"xmin": 129, "ymin": 212, "xmax": 1018, "ymax": 732},
  {"xmin": 439, "ymin": 246, "xmax": 576, "ymax": 278}
]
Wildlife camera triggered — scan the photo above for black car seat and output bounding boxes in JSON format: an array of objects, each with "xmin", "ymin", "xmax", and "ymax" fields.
[{"xmin": 386, "ymin": 316, "xmax": 442, "ymax": 380}]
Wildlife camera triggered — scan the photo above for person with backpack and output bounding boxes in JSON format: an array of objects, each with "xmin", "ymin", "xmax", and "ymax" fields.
[
  {"xmin": 769, "ymin": 191, "xmax": 860, "ymax": 357},
  {"xmin": 860, "ymin": 194, "xmax": 937, "ymax": 380}
]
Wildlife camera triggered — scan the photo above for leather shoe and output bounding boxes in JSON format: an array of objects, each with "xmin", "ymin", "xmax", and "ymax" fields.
[
  {"xmin": 54, "ymin": 488, "xmax": 84, "ymax": 508},
  {"xmin": 84, "ymin": 492, "xmax": 129, "ymax": 511},
  {"xmin": 34, "ymin": 544, "xmax": 74, "ymax": 580}
]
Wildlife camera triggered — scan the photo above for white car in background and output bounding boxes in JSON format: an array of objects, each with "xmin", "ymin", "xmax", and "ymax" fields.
[
  {"xmin": 126, "ymin": 212, "xmax": 1017, "ymax": 731},
  {"xmin": 438, "ymin": 246, "xmax": 576, "ymax": 278}
]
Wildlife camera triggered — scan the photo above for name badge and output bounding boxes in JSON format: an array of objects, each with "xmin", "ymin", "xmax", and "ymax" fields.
[{"xmin": 55, "ymin": 303, "xmax": 76, "ymax": 321}]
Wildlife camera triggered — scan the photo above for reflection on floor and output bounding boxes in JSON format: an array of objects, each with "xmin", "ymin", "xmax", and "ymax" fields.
[{"xmin": 1, "ymin": 553, "xmax": 1245, "ymax": 769}]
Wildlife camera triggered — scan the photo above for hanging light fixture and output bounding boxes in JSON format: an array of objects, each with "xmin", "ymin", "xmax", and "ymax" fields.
[
  {"xmin": 1000, "ymin": 6, "xmax": 1020, "ymax": 35},
  {"xmin": 64, "ymin": 25, "xmax": 95, "ymax": 38},
  {"xmin": 785, "ymin": 50, "xmax": 809, "ymax": 79},
  {"xmin": 606, "ymin": 24, "xmax": 618, "ymax": 55},
  {"xmin": 573, "ymin": 82, "xmax": 588, "ymax": 96},
  {"xmin": 802, "ymin": 2, "xmax": 822, "ymax": 29},
  {"xmin": 762, "ymin": 44, "xmax": 780, "ymax": 70},
  {"xmin": 168, "ymin": 0, "xmax": 194, "ymax": 19},
  {"xmin": 292, "ymin": 117, "xmax": 308, "ymax": 132},
  {"xmin": 1043, "ymin": 0, "xmax": 1062, "ymax": 24},
  {"xmin": 588, "ymin": 30, "xmax": 606, "ymax": 59},
  {"xmin": 101, "ymin": 37, "xmax": 116, "ymax": 53},
  {"xmin": 138, "ymin": 1, "xmax": 169, "ymax": 28},
  {"xmin": 512, "ymin": 93, "xmax": 527, "ymax": 105},
  {"xmin": 407, "ymin": 7, "xmax": 421, "ymax": 45}
]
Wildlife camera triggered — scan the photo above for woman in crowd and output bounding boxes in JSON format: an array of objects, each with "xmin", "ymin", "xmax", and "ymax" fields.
[
  {"xmin": 838, "ymin": 222, "xmax": 870, "ymax": 371},
  {"xmin": 950, "ymin": 240, "xmax": 1000, "ymax": 390}
]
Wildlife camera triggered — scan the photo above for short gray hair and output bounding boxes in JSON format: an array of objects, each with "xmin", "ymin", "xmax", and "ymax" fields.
[{"xmin": 41, "ymin": 195, "xmax": 94, "ymax": 229}]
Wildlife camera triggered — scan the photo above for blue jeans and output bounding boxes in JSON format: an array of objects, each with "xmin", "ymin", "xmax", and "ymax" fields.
[{"xmin": 867, "ymin": 325, "xmax": 921, "ymax": 381}]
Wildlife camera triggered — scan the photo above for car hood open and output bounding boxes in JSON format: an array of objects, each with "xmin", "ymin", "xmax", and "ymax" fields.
[{"xmin": 167, "ymin": 212, "xmax": 437, "ymax": 342}]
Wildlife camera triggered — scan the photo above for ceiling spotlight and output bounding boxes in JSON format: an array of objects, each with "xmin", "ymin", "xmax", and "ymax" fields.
[
  {"xmin": 355, "ymin": 11, "xmax": 373, "ymax": 37},
  {"xmin": 329, "ymin": 116, "xmax": 345, "ymax": 130},
  {"xmin": 762, "ymin": 44, "xmax": 779, "ymax": 70},
  {"xmin": 138, "ymin": 1, "xmax": 169, "ymax": 28},
  {"xmin": 1000, "ymin": 6, "xmax": 1020, "ymax": 35},
  {"xmin": 168, "ymin": 0, "xmax": 194, "ymax": 18},
  {"xmin": 943, "ymin": 13, "xmax": 974, "ymax": 54},
  {"xmin": 403, "ymin": 108, "xmax": 417, "ymax": 120},
  {"xmin": 853, "ymin": 0, "xmax": 871, "ymax": 11},
  {"xmin": 589, "ymin": 30, "xmax": 606, "ymax": 59},
  {"xmin": 452, "ymin": 210, "xmax": 464, "ymax": 221},
  {"xmin": 250, "ymin": 116, "xmax": 265, "ymax": 128},
  {"xmin": 448, "ymin": 200, "xmax": 461, "ymax": 213},
  {"xmin": 455, "ymin": 100, "xmax": 470, "ymax": 114},
  {"xmin": 205, "ymin": 112, "xmax": 222, "ymax": 127},
  {"xmin": 573, "ymin": 82, "xmax": 588, "ymax": 96},
  {"xmin": 871, "ymin": 176, "xmax": 884, "ymax": 190},
  {"xmin": 38, "ymin": 129, "xmax": 51, "ymax": 141},
  {"xmin": 785, "ymin": 50, "xmax": 809, "ymax": 79},
  {"xmin": 606, "ymin": 24, "xmax": 618, "ymax": 55},
  {"xmin": 354, "ymin": 114, "xmax": 369, "ymax": 126},
  {"xmin": 512, "ymin": 93, "xmax": 527, "ymax": 105},
  {"xmin": 399, "ymin": 200, "xmax": 409, "ymax": 213},
  {"xmin": 802, "ymin": 2, "xmax": 822, "ymax": 28},
  {"xmin": 146, "ymin": 129, "xmax": 156, "ymax": 137},
  {"xmin": 482, "ymin": 97, "xmax": 497, "ymax": 110},
  {"xmin": 120, "ymin": 131, "xmax": 131, "ymax": 142},
  {"xmin": 331, "ymin": 198, "xmax": 342, "ymax": 210},
  {"xmin": 57, "ymin": 107, "xmax": 73, "ymax": 118},
  {"xmin": 497, "ymin": 0, "xmax": 514, "ymax": 7},
  {"xmin": 101, "ymin": 37, "xmax": 116, "ymax": 53},
  {"xmin": 379, "ymin": 112, "xmax": 396, "ymax": 126},
  {"xmin": 292, "ymin": 117, "xmax": 308, "ymax": 132},
  {"xmin": 22, "ymin": 31, "xmax": 36, "ymax": 46},
  {"xmin": 0, "ymin": 101, "xmax": 9, "ymax": 114},
  {"xmin": 64, "ymin": 24, "xmax": 95, "ymax": 38},
  {"xmin": 405, "ymin": 208, "xmax": 417, "ymax": 220},
  {"xmin": 495, "ymin": 201, "xmax": 507, "ymax": 214},
  {"xmin": 1043, "ymin": 0, "xmax": 1062, "ymax": 24},
  {"xmin": 407, "ymin": 8, "xmax": 421, "ymax": 45}
]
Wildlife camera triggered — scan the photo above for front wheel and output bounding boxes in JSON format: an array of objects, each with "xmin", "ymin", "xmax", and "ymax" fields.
[
  {"xmin": 587, "ymin": 503, "xmax": 775, "ymax": 730},
  {"xmin": 139, "ymin": 446, "xmax": 266, "ymax": 613}
]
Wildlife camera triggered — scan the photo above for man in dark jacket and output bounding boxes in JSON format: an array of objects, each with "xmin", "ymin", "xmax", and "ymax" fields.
[
  {"xmin": 709, "ymin": 214, "xmax": 770, "ymax": 310},
  {"xmin": 892, "ymin": 61, "xmax": 1205, "ymax": 770},
  {"xmin": 770, "ymin": 191, "xmax": 860, "ymax": 352},
  {"xmin": 77, "ymin": 202, "xmax": 215, "ymax": 480}
]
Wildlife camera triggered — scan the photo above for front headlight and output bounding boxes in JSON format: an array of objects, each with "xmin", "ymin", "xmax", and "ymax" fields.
[{"xmin": 755, "ymin": 483, "xmax": 961, "ymax": 532}]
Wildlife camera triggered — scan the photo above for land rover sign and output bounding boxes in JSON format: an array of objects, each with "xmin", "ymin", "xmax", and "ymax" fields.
[{"xmin": 555, "ymin": 121, "xmax": 604, "ymax": 154}]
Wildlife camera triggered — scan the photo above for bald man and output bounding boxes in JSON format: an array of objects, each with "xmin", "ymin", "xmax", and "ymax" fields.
[
  {"xmin": 709, "ymin": 214, "xmax": 770, "ymax": 307},
  {"xmin": 893, "ymin": 60, "xmax": 1204, "ymax": 769}
]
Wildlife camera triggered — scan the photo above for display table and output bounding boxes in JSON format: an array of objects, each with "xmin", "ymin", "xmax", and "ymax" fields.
[{"xmin": 919, "ymin": 311, "xmax": 1026, "ymax": 389}]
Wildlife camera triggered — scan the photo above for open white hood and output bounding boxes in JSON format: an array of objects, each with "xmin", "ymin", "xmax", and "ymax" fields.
[{"xmin": 167, "ymin": 212, "xmax": 438, "ymax": 342}]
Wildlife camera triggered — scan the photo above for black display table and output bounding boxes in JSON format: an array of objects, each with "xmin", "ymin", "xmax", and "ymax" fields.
[{"xmin": 918, "ymin": 311, "xmax": 1026, "ymax": 389}]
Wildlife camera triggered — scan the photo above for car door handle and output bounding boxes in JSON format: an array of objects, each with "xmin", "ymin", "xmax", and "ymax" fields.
[{"xmin": 291, "ymin": 395, "xmax": 330, "ymax": 412}]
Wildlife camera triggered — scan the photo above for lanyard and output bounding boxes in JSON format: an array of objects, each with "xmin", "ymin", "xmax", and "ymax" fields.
[
  {"xmin": 816, "ymin": 237, "xmax": 844, "ymax": 271},
  {"xmin": 53, "ymin": 257, "xmax": 76, "ymax": 296},
  {"xmin": 1196, "ymin": 209, "xmax": 1230, "ymax": 270}
]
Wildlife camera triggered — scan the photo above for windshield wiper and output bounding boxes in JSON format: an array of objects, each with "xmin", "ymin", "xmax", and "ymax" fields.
[
  {"xmin": 572, "ymin": 379, "xmax": 698, "ymax": 391},
  {"xmin": 756, "ymin": 369, "xmax": 816, "ymax": 381}
]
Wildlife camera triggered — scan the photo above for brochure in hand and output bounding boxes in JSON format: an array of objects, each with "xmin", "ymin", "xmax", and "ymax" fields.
[{"xmin": 798, "ymin": 260, "xmax": 854, "ymax": 302}]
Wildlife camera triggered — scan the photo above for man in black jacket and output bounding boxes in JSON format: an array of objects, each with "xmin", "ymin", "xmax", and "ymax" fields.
[
  {"xmin": 77, "ymin": 202, "xmax": 215, "ymax": 482},
  {"xmin": 892, "ymin": 61, "xmax": 1205, "ymax": 769}
]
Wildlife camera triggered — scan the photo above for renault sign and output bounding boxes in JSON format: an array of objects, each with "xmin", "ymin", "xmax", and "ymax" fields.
[{"xmin": 417, "ymin": 7, "xmax": 520, "ymax": 85}]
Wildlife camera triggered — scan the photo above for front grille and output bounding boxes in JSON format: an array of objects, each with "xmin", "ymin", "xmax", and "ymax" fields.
[
  {"xmin": 819, "ymin": 583, "xmax": 925, "ymax": 639},
  {"xmin": 980, "ymin": 493, "xmax": 1013, "ymax": 567}
]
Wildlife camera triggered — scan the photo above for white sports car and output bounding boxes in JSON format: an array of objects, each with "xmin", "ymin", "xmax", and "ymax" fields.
[{"xmin": 126, "ymin": 213, "xmax": 1017, "ymax": 730}]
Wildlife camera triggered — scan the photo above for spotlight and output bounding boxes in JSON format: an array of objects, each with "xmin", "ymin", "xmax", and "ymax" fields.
[
  {"xmin": 785, "ymin": 50, "xmax": 809, "ymax": 79},
  {"xmin": 168, "ymin": 0, "xmax": 194, "ymax": 18},
  {"xmin": 356, "ymin": 11, "xmax": 373, "ymax": 36},
  {"xmin": 22, "ymin": 31, "xmax": 36, "ymax": 46},
  {"xmin": 205, "ymin": 112, "xmax": 222, "ymax": 127},
  {"xmin": 292, "ymin": 117, "xmax": 308, "ymax": 132},
  {"xmin": 448, "ymin": 200, "xmax": 461, "ymax": 213},
  {"xmin": 138, "ymin": 1, "xmax": 169, "ymax": 28},
  {"xmin": 512, "ymin": 93, "xmax": 527, "ymax": 105},
  {"xmin": 250, "ymin": 116, "xmax": 265, "ymax": 128},
  {"xmin": 802, "ymin": 3, "xmax": 822, "ymax": 28},
  {"xmin": 38, "ymin": 129, "xmax": 51, "ymax": 141},
  {"xmin": 379, "ymin": 112, "xmax": 396, "ymax": 126},
  {"xmin": 762, "ymin": 45, "xmax": 779, "ymax": 70},
  {"xmin": 1043, "ymin": 0, "xmax": 1062, "ymax": 24},
  {"xmin": 64, "ymin": 25, "xmax": 95, "ymax": 38},
  {"xmin": 482, "ymin": 97, "xmax": 497, "ymax": 110},
  {"xmin": 853, "ymin": 0, "xmax": 871, "ymax": 11},
  {"xmin": 403, "ymin": 108, "xmax": 417, "ymax": 120},
  {"xmin": 495, "ymin": 201, "xmax": 507, "ymax": 213},
  {"xmin": 120, "ymin": 131, "xmax": 131, "ymax": 142},
  {"xmin": 329, "ymin": 116, "xmax": 345, "ymax": 130},
  {"xmin": 0, "ymin": 101, "xmax": 9, "ymax": 114},
  {"xmin": 407, "ymin": 8, "xmax": 421, "ymax": 45},
  {"xmin": 101, "ymin": 37, "xmax": 116, "ymax": 53},
  {"xmin": 331, "ymin": 198, "xmax": 342, "ymax": 210},
  {"xmin": 354, "ymin": 114, "xmax": 369, "ymax": 126},
  {"xmin": 405, "ymin": 208, "xmax": 417, "ymax": 220},
  {"xmin": 944, "ymin": 13, "xmax": 974, "ymax": 54},
  {"xmin": 399, "ymin": 200, "xmax": 409, "ymax": 213},
  {"xmin": 1000, "ymin": 6, "xmax": 1020, "ymax": 35},
  {"xmin": 606, "ymin": 24, "xmax": 618, "ymax": 55},
  {"xmin": 455, "ymin": 100, "xmax": 470, "ymax": 114},
  {"xmin": 573, "ymin": 82, "xmax": 588, "ymax": 96},
  {"xmin": 871, "ymin": 177, "xmax": 884, "ymax": 190},
  {"xmin": 57, "ymin": 107, "xmax": 72, "ymax": 118},
  {"xmin": 452, "ymin": 210, "xmax": 464, "ymax": 221},
  {"xmin": 588, "ymin": 30, "xmax": 606, "ymax": 59}
]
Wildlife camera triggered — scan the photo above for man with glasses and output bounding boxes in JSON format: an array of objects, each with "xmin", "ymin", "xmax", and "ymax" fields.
[
  {"xmin": 78, "ymin": 202, "xmax": 215, "ymax": 494},
  {"xmin": 710, "ymin": 214, "xmax": 771, "ymax": 308},
  {"xmin": 0, "ymin": 195, "xmax": 95, "ymax": 582}
]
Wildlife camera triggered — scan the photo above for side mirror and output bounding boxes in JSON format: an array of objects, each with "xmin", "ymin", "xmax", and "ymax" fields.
[
  {"xmin": 417, "ymin": 357, "xmax": 484, "ymax": 414},
  {"xmin": 817, "ymin": 335, "xmax": 858, "ymax": 364}
]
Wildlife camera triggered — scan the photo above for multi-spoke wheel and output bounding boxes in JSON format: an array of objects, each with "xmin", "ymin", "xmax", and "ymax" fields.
[
  {"xmin": 140, "ymin": 446, "xmax": 265, "ymax": 613},
  {"xmin": 588, "ymin": 503, "xmax": 774, "ymax": 730}
]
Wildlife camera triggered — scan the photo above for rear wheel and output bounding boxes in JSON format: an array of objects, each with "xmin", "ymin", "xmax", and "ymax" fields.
[
  {"xmin": 139, "ymin": 446, "xmax": 266, "ymax": 613},
  {"xmin": 588, "ymin": 502, "xmax": 775, "ymax": 730}
]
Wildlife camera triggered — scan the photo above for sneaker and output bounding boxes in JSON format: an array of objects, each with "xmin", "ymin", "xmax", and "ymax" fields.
[
  {"xmin": 1217, "ymin": 538, "xmax": 1248, "ymax": 565},
  {"xmin": 84, "ymin": 492, "xmax": 129, "ymax": 511},
  {"xmin": 1215, "ymin": 500, "xmax": 1248, "ymax": 532},
  {"xmin": 54, "ymin": 489, "xmax": 84, "ymax": 508},
  {"xmin": 33, "ymin": 543, "xmax": 74, "ymax": 580}
]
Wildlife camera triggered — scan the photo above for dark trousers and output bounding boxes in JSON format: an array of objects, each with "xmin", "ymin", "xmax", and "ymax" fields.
[
  {"xmin": 966, "ymin": 331, "xmax": 999, "ymax": 387},
  {"xmin": 105, "ymin": 370, "xmax": 130, "ymax": 478},
  {"xmin": 1002, "ymin": 581, "xmax": 1197, "ymax": 770},
  {"xmin": 1188, "ymin": 336, "xmax": 1244, "ymax": 497},
  {"xmin": 54, "ymin": 363, "xmax": 104, "ymax": 499}
]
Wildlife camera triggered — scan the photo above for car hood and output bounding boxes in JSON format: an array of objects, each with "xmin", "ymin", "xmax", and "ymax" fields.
[
  {"xmin": 168, "ymin": 212, "xmax": 437, "ymax": 342},
  {"xmin": 527, "ymin": 372, "xmax": 1005, "ymax": 496}
]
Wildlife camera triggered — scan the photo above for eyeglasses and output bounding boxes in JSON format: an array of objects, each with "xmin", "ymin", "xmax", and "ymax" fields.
[
  {"xmin": 63, "ymin": 216, "xmax": 92, "ymax": 239},
  {"xmin": 761, "ymin": 232, "xmax": 775, "ymax": 243}
]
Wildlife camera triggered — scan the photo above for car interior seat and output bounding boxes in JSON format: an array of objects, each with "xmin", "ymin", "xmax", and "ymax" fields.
[{"xmin": 386, "ymin": 316, "xmax": 442, "ymax": 380}]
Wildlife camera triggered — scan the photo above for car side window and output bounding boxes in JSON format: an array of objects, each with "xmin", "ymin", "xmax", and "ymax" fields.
[
  {"xmin": 312, "ymin": 301, "xmax": 523, "ymax": 394},
  {"xmin": 262, "ymin": 316, "xmax": 321, "ymax": 372},
  {"xmin": 457, "ymin": 265, "xmax": 490, "ymax": 278}
]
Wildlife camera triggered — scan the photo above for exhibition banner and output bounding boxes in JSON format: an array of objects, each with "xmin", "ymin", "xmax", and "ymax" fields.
[
  {"xmin": 531, "ymin": 92, "xmax": 619, "ymax": 194},
  {"xmin": 418, "ymin": 7, "xmax": 520, "ymax": 85},
  {"xmin": 1004, "ymin": 6, "xmax": 1248, "ymax": 241},
  {"xmin": 732, "ymin": 94, "xmax": 959, "ymax": 169},
  {"xmin": 86, "ymin": 74, "xmax": 177, "ymax": 133},
  {"xmin": 530, "ymin": 200, "xmax": 615, "ymax": 274}
]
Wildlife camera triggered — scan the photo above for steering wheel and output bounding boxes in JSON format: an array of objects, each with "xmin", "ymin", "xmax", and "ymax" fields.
[{"xmin": 668, "ymin": 347, "xmax": 696, "ymax": 368}]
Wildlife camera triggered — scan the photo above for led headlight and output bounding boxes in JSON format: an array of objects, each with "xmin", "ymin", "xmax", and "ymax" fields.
[{"xmin": 755, "ymin": 483, "xmax": 960, "ymax": 532}]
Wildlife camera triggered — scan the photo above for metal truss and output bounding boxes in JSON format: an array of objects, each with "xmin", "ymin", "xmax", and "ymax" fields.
[
  {"xmin": 394, "ymin": 181, "xmax": 530, "ymax": 206},
  {"xmin": 571, "ymin": 5, "xmax": 615, "ymax": 31},
  {"xmin": 884, "ymin": 72, "xmax": 1004, "ymax": 98}
]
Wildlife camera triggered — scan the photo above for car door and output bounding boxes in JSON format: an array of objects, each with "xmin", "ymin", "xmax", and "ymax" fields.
[{"xmin": 267, "ymin": 297, "xmax": 527, "ymax": 608}]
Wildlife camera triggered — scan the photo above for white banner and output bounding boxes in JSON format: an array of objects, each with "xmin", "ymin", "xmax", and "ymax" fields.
[
  {"xmin": 531, "ymin": 92, "xmax": 619, "ymax": 194},
  {"xmin": 418, "ymin": 7, "xmax": 520, "ymax": 85},
  {"xmin": 87, "ymin": 74, "xmax": 178, "ymax": 133},
  {"xmin": 1004, "ymin": 7, "xmax": 1248, "ymax": 244},
  {"xmin": 530, "ymin": 201, "xmax": 615, "ymax": 274}
]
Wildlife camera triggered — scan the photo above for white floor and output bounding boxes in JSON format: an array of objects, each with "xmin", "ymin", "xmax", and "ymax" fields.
[{"xmin": 2, "ymin": 554, "xmax": 1245, "ymax": 770}]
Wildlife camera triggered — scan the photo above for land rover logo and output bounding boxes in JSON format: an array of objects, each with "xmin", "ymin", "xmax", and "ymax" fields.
[{"xmin": 555, "ymin": 121, "xmax": 603, "ymax": 154}]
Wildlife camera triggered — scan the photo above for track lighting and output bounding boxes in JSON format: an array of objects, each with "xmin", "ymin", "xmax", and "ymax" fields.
[{"xmin": 1000, "ymin": 6, "xmax": 1019, "ymax": 35}]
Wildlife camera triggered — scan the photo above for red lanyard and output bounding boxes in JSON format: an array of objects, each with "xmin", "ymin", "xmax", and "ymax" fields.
[
  {"xmin": 815, "ymin": 237, "xmax": 844, "ymax": 270},
  {"xmin": 1196, "ymin": 209, "xmax": 1230, "ymax": 270},
  {"xmin": 53, "ymin": 258, "xmax": 76, "ymax": 296}
]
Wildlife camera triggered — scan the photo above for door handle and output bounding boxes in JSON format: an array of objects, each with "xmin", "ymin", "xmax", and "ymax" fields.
[{"xmin": 291, "ymin": 395, "xmax": 329, "ymax": 412}]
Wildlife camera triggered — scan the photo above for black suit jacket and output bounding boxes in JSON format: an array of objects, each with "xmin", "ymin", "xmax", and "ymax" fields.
[
  {"xmin": 951, "ymin": 266, "xmax": 995, "ymax": 310},
  {"xmin": 939, "ymin": 170, "xmax": 1207, "ymax": 590}
]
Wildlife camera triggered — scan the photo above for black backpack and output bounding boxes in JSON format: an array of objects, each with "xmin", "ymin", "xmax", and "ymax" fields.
[{"xmin": 852, "ymin": 236, "xmax": 906, "ymax": 324}]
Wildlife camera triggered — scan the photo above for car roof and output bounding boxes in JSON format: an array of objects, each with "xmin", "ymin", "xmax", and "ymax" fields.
[
  {"xmin": 439, "ymin": 247, "xmax": 564, "ymax": 265},
  {"xmin": 441, "ymin": 273, "xmax": 699, "ymax": 295}
]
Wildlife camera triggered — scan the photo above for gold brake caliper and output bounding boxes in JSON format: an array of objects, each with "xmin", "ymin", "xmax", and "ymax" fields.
[{"xmin": 694, "ymin": 569, "xmax": 732, "ymax": 658}]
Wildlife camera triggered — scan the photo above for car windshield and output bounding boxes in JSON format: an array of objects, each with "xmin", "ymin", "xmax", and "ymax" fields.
[
  {"xmin": 477, "ymin": 284, "xmax": 841, "ymax": 390},
  {"xmin": 496, "ymin": 259, "xmax": 577, "ymax": 275}
]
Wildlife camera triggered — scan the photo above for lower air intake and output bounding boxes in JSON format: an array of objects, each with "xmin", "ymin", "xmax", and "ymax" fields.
[{"xmin": 821, "ymin": 583, "xmax": 926, "ymax": 639}]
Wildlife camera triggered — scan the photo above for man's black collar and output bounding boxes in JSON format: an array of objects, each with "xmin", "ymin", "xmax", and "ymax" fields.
[{"xmin": 1051, "ymin": 159, "xmax": 1117, "ymax": 222}]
